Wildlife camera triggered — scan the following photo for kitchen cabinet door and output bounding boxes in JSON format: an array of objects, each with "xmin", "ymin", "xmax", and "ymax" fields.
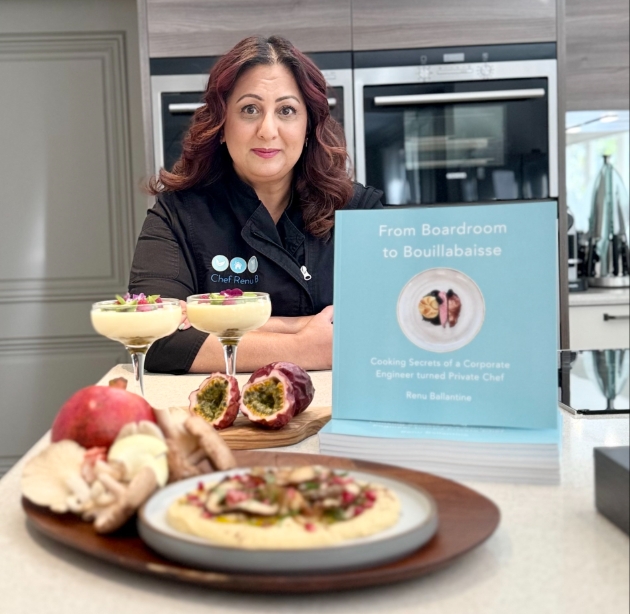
[
  {"xmin": 351, "ymin": 0, "xmax": 557, "ymax": 51},
  {"xmin": 0, "ymin": 0, "xmax": 145, "ymax": 478},
  {"xmin": 146, "ymin": 0, "xmax": 351, "ymax": 57},
  {"xmin": 565, "ymin": 0, "xmax": 629, "ymax": 110}
]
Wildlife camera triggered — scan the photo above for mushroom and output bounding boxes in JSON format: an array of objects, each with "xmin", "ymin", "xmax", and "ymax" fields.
[
  {"xmin": 107, "ymin": 433, "xmax": 169, "ymax": 487},
  {"xmin": 85, "ymin": 466, "xmax": 159, "ymax": 534},
  {"xmin": 185, "ymin": 415, "xmax": 237, "ymax": 471},
  {"xmin": 114, "ymin": 420, "xmax": 165, "ymax": 442},
  {"xmin": 229, "ymin": 499, "xmax": 279, "ymax": 516},
  {"xmin": 21, "ymin": 440, "xmax": 89, "ymax": 513},
  {"xmin": 154, "ymin": 407, "xmax": 237, "ymax": 481}
]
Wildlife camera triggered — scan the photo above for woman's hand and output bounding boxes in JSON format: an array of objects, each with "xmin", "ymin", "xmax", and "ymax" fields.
[
  {"xmin": 293, "ymin": 306, "xmax": 334, "ymax": 370},
  {"xmin": 178, "ymin": 300, "xmax": 191, "ymax": 331}
]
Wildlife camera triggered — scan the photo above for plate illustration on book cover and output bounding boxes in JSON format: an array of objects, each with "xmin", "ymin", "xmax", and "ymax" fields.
[{"xmin": 397, "ymin": 268, "xmax": 485, "ymax": 353}]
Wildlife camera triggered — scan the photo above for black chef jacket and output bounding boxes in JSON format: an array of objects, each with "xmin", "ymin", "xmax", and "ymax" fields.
[{"xmin": 128, "ymin": 168, "xmax": 383, "ymax": 374}]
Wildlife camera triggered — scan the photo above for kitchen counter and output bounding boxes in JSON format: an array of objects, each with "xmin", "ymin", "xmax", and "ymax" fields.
[
  {"xmin": 0, "ymin": 365, "xmax": 628, "ymax": 614},
  {"xmin": 569, "ymin": 287, "xmax": 629, "ymax": 307}
]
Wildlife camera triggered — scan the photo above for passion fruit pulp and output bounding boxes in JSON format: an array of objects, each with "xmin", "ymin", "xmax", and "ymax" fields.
[
  {"xmin": 242, "ymin": 378, "xmax": 285, "ymax": 416},
  {"xmin": 194, "ymin": 379, "xmax": 228, "ymax": 421},
  {"xmin": 188, "ymin": 373, "xmax": 240, "ymax": 429}
]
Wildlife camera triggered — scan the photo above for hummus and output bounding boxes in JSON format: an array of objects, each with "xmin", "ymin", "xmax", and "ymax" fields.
[{"xmin": 166, "ymin": 467, "xmax": 401, "ymax": 549}]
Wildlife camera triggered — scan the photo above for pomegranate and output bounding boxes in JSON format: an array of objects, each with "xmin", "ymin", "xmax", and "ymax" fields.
[
  {"xmin": 51, "ymin": 381, "xmax": 155, "ymax": 449},
  {"xmin": 239, "ymin": 362, "xmax": 314, "ymax": 429},
  {"xmin": 188, "ymin": 373, "xmax": 240, "ymax": 429}
]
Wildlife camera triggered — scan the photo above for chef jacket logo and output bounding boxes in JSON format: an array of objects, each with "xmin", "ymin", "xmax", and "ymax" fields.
[
  {"xmin": 211, "ymin": 255, "xmax": 229, "ymax": 272},
  {"xmin": 212, "ymin": 254, "xmax": 258, "ymax": 278},
  {"xmin": 230, "ymin": 257, "xmax": 247, "ymax": 273}
]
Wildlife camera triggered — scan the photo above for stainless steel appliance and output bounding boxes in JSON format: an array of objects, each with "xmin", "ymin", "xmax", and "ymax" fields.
[
  {"xmin": 567, "ymin": 209, "xmax": 588, "ymax": 292},
  {"xmin": 150, "ymin": 53, "xmax": 354, "ymax": 173},
  {"xmin": 561, "ymin": 349, "xmax": 629, "ymax": 414},
  {"xmin": 585, "ymin": 155, "xmax": 630, "ymax": 288},
  {"xmin": 353, "ymin": 44, "xmax": 558, "ymax": 205}
]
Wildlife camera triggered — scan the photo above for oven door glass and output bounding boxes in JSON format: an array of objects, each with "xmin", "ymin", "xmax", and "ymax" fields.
[
  {"xmin": 161, "ymin": 91, "xmax": 204, "ymax": 171},
  {"xmin": 363, "ymin": 78, "xmax": 549, "ymax": 205},
  {"xmin": 327, "ymin": 85, "xmax": 344, "ymax": 132}
]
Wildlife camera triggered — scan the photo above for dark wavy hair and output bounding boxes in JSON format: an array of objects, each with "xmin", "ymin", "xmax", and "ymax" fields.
[{"xmin": 149, "ymin": 35, "xmax": 354, "ymax": 239}]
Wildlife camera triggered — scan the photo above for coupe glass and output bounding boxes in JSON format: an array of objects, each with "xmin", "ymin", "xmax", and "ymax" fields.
[
  {"xmin": 187, "ymin": 292, "xmax": 271, "ymax": 376},
  {"xmin": 90, "ymin": 298, "xmax": 182, "ymax": 396}
]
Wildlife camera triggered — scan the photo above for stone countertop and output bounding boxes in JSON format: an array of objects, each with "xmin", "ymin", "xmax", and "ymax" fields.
[
  {"xmin": 0, "ymin": 366, "xmax": 628, "ymax": 614},
  {"xmin": 569, "ymin": 287, "xmax": 630, "ymax": 307}
]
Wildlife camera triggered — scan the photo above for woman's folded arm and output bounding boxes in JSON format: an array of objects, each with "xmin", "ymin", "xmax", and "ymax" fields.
[{"xmin": 190, "ymin": 306, "xmax": 333, "ymax": 373}]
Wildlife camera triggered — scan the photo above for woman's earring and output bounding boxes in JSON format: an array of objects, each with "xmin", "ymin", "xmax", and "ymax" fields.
[{"xmin": 304, "ymin": 137, "xmax": 308, "ymax": 149}]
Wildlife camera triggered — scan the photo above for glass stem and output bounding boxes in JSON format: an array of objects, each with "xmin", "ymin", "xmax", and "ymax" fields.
[
  {"xmin": 222, "ymin": 343, "xmax": 238, "ymax": 377},
  {"xmin": 129, "ymin": 350, "xmax": 147, "ymax": 397}
]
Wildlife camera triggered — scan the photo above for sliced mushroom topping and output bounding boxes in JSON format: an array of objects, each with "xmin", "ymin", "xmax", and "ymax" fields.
[
  {"xmin": 204, "ymin": 484, "xmax": 232, "ymax": 514},
  {"xmin": 322, "ymin": 497, "xmax": 343, "ymax": 509},
  {"xmin": 189, "ymin": 466, "xmax": 378, "ymax": 528},
  {"xmin": 344, "ymin": 482, "xmax": 361, "ymax": 496},
  {"xmin": 230, "ymin": 499, "xmax": 279, "ymax": 516},
  {"xmin": 286, "ymin": 466, "xmax": 318, "ymax": 484}
]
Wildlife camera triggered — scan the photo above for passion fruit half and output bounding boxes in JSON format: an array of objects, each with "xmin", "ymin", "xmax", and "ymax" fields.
[
  {"xmin": 188, "ymin": 373, "xmax": 240, "ymax": 429},
  {"xmin": 239, "ymin": 362, "xmax": 315, "ymax": 429}
]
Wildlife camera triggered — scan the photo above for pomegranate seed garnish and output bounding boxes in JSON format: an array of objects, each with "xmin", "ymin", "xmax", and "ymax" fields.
[{"xmin": 342, "ymin": 491, "xmax": 356, "ymax": 505}]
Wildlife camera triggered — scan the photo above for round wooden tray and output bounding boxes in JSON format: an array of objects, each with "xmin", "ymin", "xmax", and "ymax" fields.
[{"xmin": 22, "ymin": 450, "xmax": 500, "ymax": 594}]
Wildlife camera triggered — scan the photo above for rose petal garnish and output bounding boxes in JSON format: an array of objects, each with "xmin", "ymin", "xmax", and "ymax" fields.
[
  {"xmin": 112, "ymin": 293, "xmax": 161, "ymax": 311},
  {"xmin": 219, "ymin": 288, "xmax": 244, "ymax": 297}
]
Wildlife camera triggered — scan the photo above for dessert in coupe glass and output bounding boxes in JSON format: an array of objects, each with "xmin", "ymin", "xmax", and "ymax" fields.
[
  {"xmin": 91, "ymin": 294, "xmax": 181, "ymax": 396},
  {"xmin": 187, "ymin": 289, "xmax": 271, "ymax": 376}
]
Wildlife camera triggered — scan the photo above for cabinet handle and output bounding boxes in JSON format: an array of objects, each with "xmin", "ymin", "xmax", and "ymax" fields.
[
  {"xmin": 373, "ymin": 88, "xmax": 546, "ymax": 106},
  {"xmin": 603, "ymin": 313, "xmax": 630, "ymax": 321}
]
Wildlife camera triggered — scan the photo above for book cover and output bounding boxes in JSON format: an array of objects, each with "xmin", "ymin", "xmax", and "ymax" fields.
[{"xmin": 332, "ymin": 201, "xmax": 558, "ymax": 431}]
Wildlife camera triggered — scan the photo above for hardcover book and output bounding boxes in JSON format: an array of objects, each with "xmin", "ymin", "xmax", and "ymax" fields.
[{"xmin": 326, "ymin": 202, "xmax": 560, "ymax": 483}]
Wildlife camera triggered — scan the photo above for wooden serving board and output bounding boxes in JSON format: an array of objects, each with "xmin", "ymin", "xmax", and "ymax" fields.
[
  {"xmin": 175, "ymin": 405, "xmax": 332, "ymax": 450},
  {"xmin": 23, "ymin": 450, "xmax": 501, "ymax": 594}
]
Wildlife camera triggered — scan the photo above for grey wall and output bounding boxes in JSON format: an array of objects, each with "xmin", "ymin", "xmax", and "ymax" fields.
[{"xmin": 0, "ymin": 0, "xmax": 147, "ymax": 476}]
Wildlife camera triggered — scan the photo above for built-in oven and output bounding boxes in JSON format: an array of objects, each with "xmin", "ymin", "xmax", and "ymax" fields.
[
  {"xmin": 353, "ymin": 44, "xmax": 558, "ymax": 205},
  {"xmin": 150, "ymin": 53, "xmax": 354, "ymax": 174}
]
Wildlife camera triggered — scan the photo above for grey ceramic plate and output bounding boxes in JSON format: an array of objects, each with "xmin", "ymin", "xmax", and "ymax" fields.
[{"xmin": 138, "ymin": 468, "xmax": 439, "ymax": 574}]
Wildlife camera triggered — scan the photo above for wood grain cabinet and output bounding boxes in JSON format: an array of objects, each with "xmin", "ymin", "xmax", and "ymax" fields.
[
  {"xmin": 351, "ymin": 0, "xmax": 557, "ymax": 51},
  {"xmin": 146, "ymin": 0, "xmax": 352, "ymax": 57},
  {"xmin": 565, "ymin": 0, "xmax": 629, "ymax": 110}
]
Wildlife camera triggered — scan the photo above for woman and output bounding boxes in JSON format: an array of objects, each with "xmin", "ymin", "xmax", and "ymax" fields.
[{"xmin": 129, "ymin": 35, "xmax": 383, "ymax": 374}]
